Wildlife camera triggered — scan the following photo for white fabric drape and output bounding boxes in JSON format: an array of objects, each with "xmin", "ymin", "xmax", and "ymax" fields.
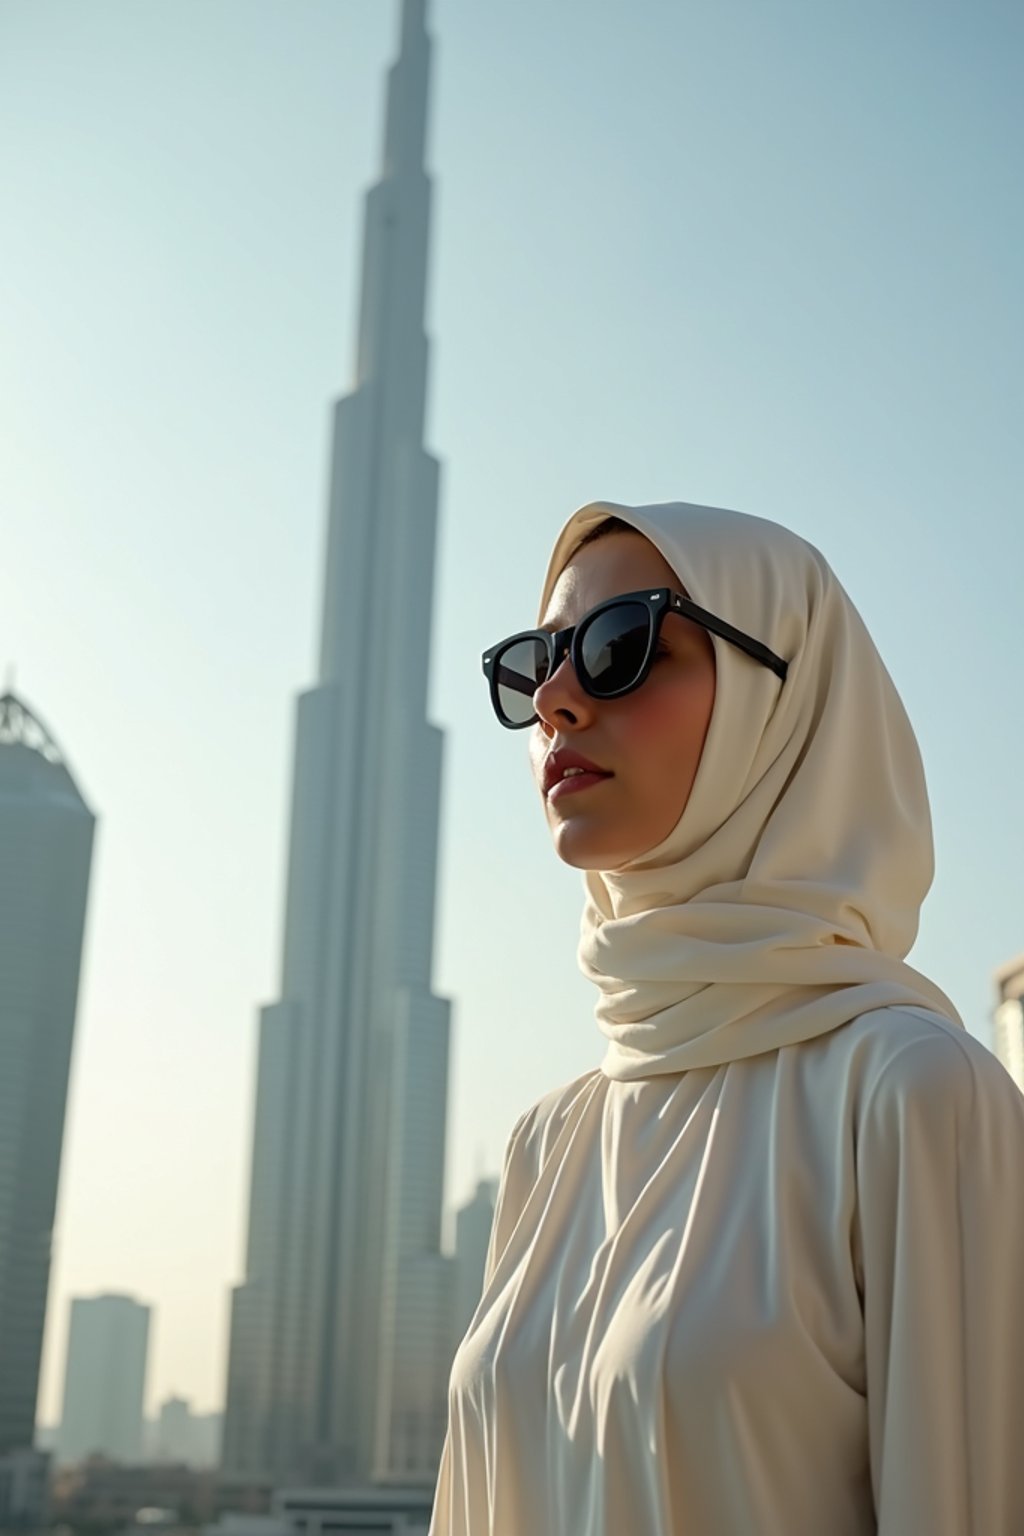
[{"xmin": 538, "ymin": 500, "xmax": 960, "ymax": 1078}]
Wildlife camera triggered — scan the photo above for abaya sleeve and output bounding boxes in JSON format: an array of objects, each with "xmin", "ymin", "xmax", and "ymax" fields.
[
  {"xmin": 480, "ymin": 1107, "xmax": 534, "ymax": 1291},
  {"xmin": 856, "ymin": 1029, "xmax": 1024, "ymax": 1533}
]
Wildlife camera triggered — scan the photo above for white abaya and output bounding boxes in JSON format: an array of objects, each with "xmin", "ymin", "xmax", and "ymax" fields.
[{"xmin": 430, "ymin": 1007, "xmax": 1024, "ymax": 1534}]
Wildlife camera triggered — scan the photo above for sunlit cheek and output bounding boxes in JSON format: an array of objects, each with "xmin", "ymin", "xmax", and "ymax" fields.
[
  {"xmin": 625, "ymin": 679, "xmax": 713, "ymax": 785},
  {"xmin": 619, "ymin": 678, "xmax": 697, "ymax": 746}
]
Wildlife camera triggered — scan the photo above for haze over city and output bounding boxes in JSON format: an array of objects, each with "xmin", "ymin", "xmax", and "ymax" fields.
[{"xmin": 2, "ymin": 0, "xmax": 1021, "ymax": 1437}]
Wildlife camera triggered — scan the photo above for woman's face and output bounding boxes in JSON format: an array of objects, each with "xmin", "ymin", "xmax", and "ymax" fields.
[{"xmin": 529, "ymin": 530, "xmax": 717, "ymax": 870}]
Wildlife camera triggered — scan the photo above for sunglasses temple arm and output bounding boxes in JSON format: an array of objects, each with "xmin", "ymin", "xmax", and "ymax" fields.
[
  {"xmin": 495, "ymin": 663, "xmax": 538, "ymax": 699},
  {"xmin": 685, "ymin": 606, "xmax": 788, "ymax": 682}
]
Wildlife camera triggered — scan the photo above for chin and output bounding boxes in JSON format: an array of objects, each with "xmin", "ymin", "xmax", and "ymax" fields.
[{"xmin": 548, "ymin": 818, "xmax": 637, "ymax": 872}]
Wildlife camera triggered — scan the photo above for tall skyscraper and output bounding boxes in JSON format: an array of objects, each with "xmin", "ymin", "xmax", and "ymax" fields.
[
  {"xmin": 57, "ymin": 1294, "xmax": 150, "ymax": 1465},
  {"xmin": 0, "ymin": 690, "xmax": 95, "ymax": 1457},
  {"xmin": 222, "ymin": 0, "xmax": 452, "ymax": 1488},
  {"xmin": 993, "ymin": 956, "xmax": 1024, "ymax": 1094}
]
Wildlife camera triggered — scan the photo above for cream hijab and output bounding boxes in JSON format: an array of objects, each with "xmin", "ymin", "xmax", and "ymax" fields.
[{"xmin": 538, "ymin": 499, "xmax": 961, "ymax": 1081}]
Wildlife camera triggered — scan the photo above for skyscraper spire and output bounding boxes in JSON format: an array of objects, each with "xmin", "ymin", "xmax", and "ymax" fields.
[
  {"xmin": 223, "ymin": 0, "xmax": 452, "ymax": 1489},
  {"xmin": 401, "ymin": 0, "xmax": 426, "ymax": 40},
  {"xmin": 388, "ymin": 0, "xmax": 429, "ymax": 175},
  {"xmin": 319, "ymin": 0, "xmax": 436, "ymax": 682}
]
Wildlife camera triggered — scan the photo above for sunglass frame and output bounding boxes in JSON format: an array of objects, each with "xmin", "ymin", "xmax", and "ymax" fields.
[{"xmin": 482, "ymin": 587, "xmax": 788, "ymax": 730}]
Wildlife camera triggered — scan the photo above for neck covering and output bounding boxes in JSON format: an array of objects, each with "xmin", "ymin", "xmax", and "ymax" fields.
[{"xmin": 538, "ymin": 499, "xmax": 961, "ymax": 1081}]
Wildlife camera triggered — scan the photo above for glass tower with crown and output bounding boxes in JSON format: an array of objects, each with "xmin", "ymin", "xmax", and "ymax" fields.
[{"xmin": 0, "ymin": 691, "xmax": 96, "ymax": 1460}]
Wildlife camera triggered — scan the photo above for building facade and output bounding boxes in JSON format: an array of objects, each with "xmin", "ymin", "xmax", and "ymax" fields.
[
  {"xmin": 993, "ymin": 955, "xmax": 1024, "ymax": 1094},
  {"xmin": 0, "ymin": 691, "xmax": 95, "ymax": 1458},
  {"xmin": 57, "ymin": 1293, "xmax": 151, "ymax": 1465},
  {"xmin": 0, "ymin": 1448, "xmax": 51, "ymax": 1529},
  {"xmin": 222, "ymin": 0, "xmax": 453, "ymax": 1489}
]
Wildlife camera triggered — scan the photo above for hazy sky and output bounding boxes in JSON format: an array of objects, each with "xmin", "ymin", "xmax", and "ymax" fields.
[{"xmin": 3, "ymin": 0, "xmax": 1021, "ymax": 1424}]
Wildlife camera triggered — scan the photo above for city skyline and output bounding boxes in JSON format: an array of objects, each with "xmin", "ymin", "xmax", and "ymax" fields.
[{"xmin": 2, "ymin": 0, "xmax": 1020, "ymax": 1422}]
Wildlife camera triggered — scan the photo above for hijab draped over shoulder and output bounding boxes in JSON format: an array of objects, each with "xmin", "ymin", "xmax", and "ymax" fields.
[{"xmin": 537, "ymin": 499, "xmax": 961, "ymax": 1080}]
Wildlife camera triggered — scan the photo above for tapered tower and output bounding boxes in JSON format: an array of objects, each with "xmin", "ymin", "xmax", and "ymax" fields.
[
  {"xmin": 222, "ymin": 0, "xmax": 452, "ymax": 1488},
  {"xmin": 0, "ymin": 692, "xmax": 95, "ymax": 1456}
]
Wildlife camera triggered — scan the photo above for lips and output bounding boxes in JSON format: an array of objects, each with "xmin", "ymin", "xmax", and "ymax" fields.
[
  {"xmin": 548, "ymin": 769, "xmax": 612, "ymax": 803},
  {"xmin": 542, "ymin": 747, "xmax": 613, "ymax": 798}
]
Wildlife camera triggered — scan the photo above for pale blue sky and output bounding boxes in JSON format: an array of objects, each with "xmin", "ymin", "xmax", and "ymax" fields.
[{"xmin": 2, "ymin": 0, "xmax": 1020, "ymax": 1422}]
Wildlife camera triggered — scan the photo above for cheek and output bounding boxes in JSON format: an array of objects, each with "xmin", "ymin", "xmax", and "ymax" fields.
[{"xmin": 621, "ymin": 674, "xmax": 716, "ymax": 784}]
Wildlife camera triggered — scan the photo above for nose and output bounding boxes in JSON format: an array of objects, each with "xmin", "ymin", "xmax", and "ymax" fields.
[{"xmin": 533, "ymin": 655, "xmax": 596, "ymax": 735}]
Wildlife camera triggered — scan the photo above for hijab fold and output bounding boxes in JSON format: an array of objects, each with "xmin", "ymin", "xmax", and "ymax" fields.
[{"xmin": 538, "ymin": 500, "xmax": 960, "ymax": 1081}]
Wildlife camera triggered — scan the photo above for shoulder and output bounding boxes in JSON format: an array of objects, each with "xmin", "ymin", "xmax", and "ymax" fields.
[
  {"xmin": 845, "ymin": 1005, "xmax": 1017, "ymax": 1101},
  {"xmin": 836, "ymin": 1006, "xmax": 1024, "ymax": 1155},
  {"xmin": 844, "ymin": 1012, "xmax": 1024, "ymax": 1290}
]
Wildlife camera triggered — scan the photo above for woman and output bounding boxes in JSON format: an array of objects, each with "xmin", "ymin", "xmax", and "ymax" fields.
[{"xmin": 429, "ymin": 499, "xmax": 1024, "ymax": 1535}]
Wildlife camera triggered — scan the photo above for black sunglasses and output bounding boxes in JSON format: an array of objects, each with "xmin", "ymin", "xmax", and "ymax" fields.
[{"xmin": 482, "ymin": 588, "xmax": 788, "ymax": 729}]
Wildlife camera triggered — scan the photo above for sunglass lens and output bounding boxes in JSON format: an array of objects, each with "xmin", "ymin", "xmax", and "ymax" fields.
[
  {"xmin": 495, "ymin": 636, "xmax": 550, "ymax": 725},
  {"xmin": 579, "ymin": 601, "xmax": 652, "ymax": 696}
]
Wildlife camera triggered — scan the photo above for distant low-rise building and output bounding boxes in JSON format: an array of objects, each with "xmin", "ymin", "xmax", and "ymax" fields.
[
  {"xmin": 51, "ymin": 1456, "xmax": 217, "ymax": 1530},
  {"xmin": 155, "ymin": 1397, "xmax": 223, "ymax": 1469},
  {"xmin": 157, "ymin": 1398, "xmax": 191, "ymax": 1465},
  {"xmin": 205, "ymin": 1485, "xmax": 432, "ymax": 1536},
  {"xmin": 451, "ymin": 1179, "xmax": 498, "ymax": 1355},
  {"xmin": 993, "ymin": 955, "xmax": 1024, "ymax": 1093}
]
